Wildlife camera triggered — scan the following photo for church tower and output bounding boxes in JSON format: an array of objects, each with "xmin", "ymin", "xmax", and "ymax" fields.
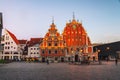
[{"xmin": 0, "ymin": 13, "xmax": 3, "ymax": 43}]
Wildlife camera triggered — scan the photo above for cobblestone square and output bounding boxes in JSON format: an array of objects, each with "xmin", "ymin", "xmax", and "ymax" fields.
[{"xmin": 0, "ymin": 62, "xmax": 120, "ymax": 80}]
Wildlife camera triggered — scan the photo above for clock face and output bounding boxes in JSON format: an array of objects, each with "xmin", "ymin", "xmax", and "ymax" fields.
[{"xmin": 73, "ymin": 25, "xmax": 76, "ymax": 29}]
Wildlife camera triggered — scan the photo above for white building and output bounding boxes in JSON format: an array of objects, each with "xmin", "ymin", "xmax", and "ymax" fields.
[
  {"xmin": 1, "ymin": 29, "xmax": 22, "ymax": 60},
  {"xmin": 26, "ymin": 38, "xmax": 43, "ymax": 60}
]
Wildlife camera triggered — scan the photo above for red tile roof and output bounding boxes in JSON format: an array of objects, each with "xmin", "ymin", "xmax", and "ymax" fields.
[
  {"xmin": 28, "ymin": 38, "xmax": 43, "ymax": 47},
  {"xmin": 6, "ymin": 29, "xmax": 19, "ymax": 44},
  {"xmin": 18, "ymin": 40, "xmax": 27, "ymax": 44}
]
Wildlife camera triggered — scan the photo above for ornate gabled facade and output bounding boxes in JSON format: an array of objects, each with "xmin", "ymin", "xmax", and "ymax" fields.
[
  {"xmin": 40, "ymin": 22, "xmax": 66, "ymax": 62},
  {"xmin": 63, "ymin": 17, "xmax": 93, "ymax": 61}
]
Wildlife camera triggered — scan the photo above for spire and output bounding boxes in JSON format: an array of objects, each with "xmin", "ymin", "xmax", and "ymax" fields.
[
  {"xmin": 52, "ymin": 16, "xmax": 54, "ymax": 24},
  {"xmin": 73, "ymin": 12, "xmax": 75, "ymax": 20},
  {"xmin": 81, "ymin": 20, "xmax": 82, "ymax": 25}
]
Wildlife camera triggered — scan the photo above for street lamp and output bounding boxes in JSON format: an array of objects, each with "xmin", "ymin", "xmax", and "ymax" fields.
[{"xmin": 97, "ymin": 49, "xmax": 101, "ymax": 64}]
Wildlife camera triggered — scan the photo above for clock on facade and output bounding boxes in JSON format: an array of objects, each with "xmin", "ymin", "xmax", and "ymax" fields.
[{"xmin": 73, "ymin": 25, "xmax": 76, "ymax": 29}]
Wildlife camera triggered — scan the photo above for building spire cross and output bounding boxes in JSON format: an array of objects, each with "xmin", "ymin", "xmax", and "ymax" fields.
[
  {"xmin": 52, "ymin": 16, "xmax": 54, "ymax": 24},
  {"xmin": 73, "ymin": 12, "xmax": 75, "ymax": 20}
]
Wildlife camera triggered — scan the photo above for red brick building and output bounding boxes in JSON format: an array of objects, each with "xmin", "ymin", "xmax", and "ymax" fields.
[{"xmin": 62, "ymin": 17, "xmax": 93, "ymax": 61}]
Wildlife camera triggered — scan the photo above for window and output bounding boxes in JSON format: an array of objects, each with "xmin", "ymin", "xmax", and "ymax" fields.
[
  {"xmin": 14, "ymin": 52, "xmax": 18, "ymax": 54},
  {"xmin": 62, "ymin": 50, "xmax": 64, "ymax": 53},
  {"xmin": 5, "ymin": 52, "xmax": 9, "ymax": 54},
  {"xmin": 8, "ymin": 46, "xmax": 10, "ymax": 49},
  {"xmin": 55, "ymin": 50, "xmax": 57, "ymax": 54},
  {"xmin": 34, "ymin": 48, "xmax": 36, "ymax": 50},
  {"xmin": 49, "ymin": 50, "xmax": 51, "ymax": 54},
  {"xmin": 55, "ymin": 43, "xmax": 57, "ymax": 46},
  {"xmin": 48, "ymin": 43, "xmax": 51, "ymax": 46},
  {"xmin": 5, "ymin": 46, "xmax": 7, "ymax": 49},
  {"xmin": 37, "ymin": 48, "xmax": 39, "ymax": 50},
  {"xmin": 31, "ymin": 48, "xmax": 33, "ymax": 50},
  {"xmin": 8, "ymin": 42, "xmax": 10, "ymax": 45},
  {"xmin": 31, "ymin": 52, "xmax": 33, "ymax": 54},
  {"xmin": 55, "ymin": 57, "xmax": 58, "ymax": 60},
  {"xmin": 14, "ymin": 47, "xmax": 16, "ymax": 49},
  {"xmin": 11, "ymin": 46, "xmax": 13, "ymax": 48},
  {"xmin": 34, "ymin": 52, "xmax": 36, "ymax": 54},
  {"xmin": 42, "ymin": 50, "xmax": 44, "ymax": 54}
]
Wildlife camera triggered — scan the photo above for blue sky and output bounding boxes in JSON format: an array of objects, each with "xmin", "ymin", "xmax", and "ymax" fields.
[{"xmin": 0, "ymin": 0, "xmax": 120, "ymax": 43}]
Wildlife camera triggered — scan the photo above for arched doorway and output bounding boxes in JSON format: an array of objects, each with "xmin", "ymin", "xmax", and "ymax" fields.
[
  {"xmin": 42, "ymin": 57, "xmax": 45, "ymax": 62},
  {"xmin": 61, "ymin": 57, "xmax": 64, "ymax": 62},
  {"xmin": 75, "ymin": 54, "xmax": 79, "ymax": 62}
]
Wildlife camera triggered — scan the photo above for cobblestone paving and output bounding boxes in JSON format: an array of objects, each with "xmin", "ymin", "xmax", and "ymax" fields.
[{"xmin": 0, "ymin": 61, "xmax": 120, "ymax": 80}]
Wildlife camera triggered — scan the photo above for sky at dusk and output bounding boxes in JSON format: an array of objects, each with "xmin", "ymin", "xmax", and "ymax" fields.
[{"xmin": 0, "ymin": 0, "xmax": 120, "ymax": 43}]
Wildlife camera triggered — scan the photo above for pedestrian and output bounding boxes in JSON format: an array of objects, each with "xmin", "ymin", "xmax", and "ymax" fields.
[
  {"xmin": 46, "ymin": 58, "xmax": 49, "ymax": 65},
  {"xmin": 115, "ymin": 59, "xmax": 118, "ymax": 66}
]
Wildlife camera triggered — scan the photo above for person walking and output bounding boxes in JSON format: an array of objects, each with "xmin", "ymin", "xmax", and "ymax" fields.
[{"xmin": 46, "ymin": 58, "xmax": 49, "ymax": 65}]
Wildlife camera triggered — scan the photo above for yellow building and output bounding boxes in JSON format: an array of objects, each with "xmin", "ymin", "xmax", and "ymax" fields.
[{"xmin": 40, "ymin": 21, "xmax": 66, "ymax": 62}]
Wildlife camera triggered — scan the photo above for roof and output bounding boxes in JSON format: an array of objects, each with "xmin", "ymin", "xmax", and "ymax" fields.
[
  {"xmin": 18, "ymin": 40, "xmax": 27, "ymax": 44},
  {"xmin": 28, "ymin": 38, "xmax": 43, "ymax": 47},
  {"xmin": 6, "ymin": 29, "xmax": 19, "ymax": 44}
]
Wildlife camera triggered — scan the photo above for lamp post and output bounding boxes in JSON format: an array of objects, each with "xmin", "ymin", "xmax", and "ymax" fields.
[
  {"xmin": 106, "ymin": 47, "xmax": 110, "ymax": 61},
  {"xmin": 98, "ymin": 49, "xmax": 101, "ymax": 64}
]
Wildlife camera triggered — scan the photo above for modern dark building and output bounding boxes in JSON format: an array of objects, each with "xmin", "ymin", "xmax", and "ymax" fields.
[{"xmin": 93, "ymin": 41, "xmax": 120, "ymax": 60}]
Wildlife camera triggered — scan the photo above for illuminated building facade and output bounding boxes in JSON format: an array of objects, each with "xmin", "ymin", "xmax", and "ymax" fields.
[
  {"xmin": 40, "ymin": 22, "xmax": 66, "ymax": 62},
  {"xmin": 62, "ymin": 15, "xmax": 93, "ymax": 61}
]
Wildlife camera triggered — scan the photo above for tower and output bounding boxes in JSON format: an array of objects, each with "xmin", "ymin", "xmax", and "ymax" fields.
[{"xmin": 0, "ymin": 12, "xmax": 3, "ymax": 43}]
